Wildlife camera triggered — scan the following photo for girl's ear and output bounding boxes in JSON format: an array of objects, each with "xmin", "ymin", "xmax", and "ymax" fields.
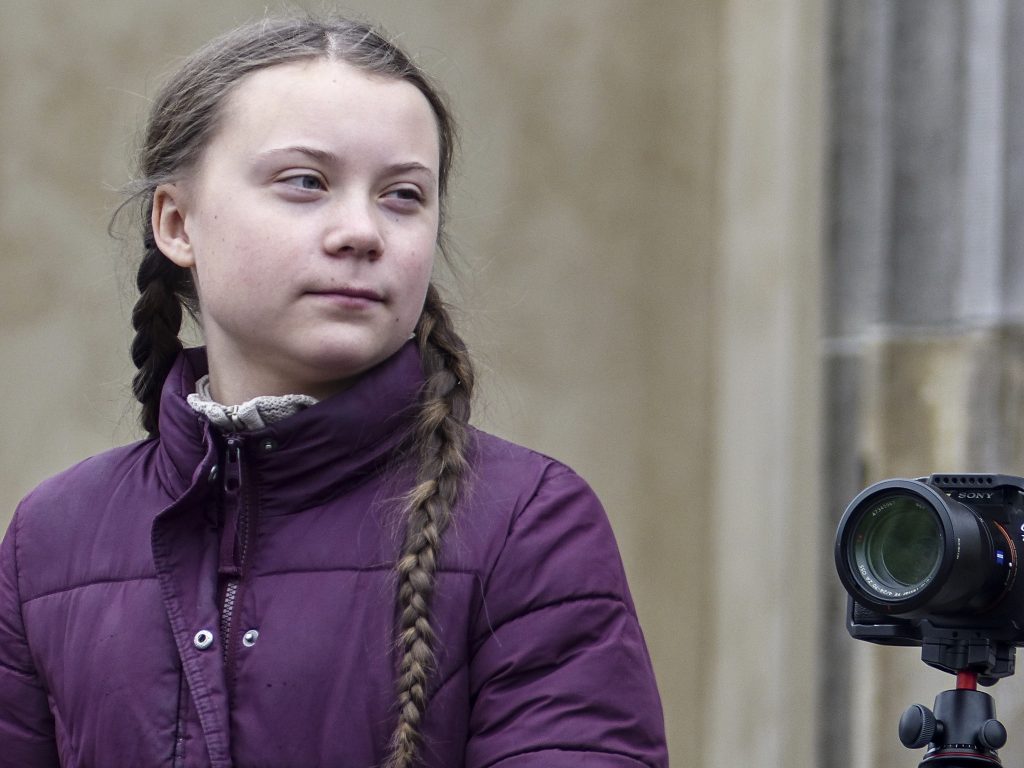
[{"xmin": 152, "ymin": 183, "xmax": 195, "ymax": 268}]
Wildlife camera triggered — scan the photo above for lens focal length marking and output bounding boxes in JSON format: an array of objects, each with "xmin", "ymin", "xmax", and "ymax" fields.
[{"xmin": 851, "ymin": 494, "xmax": 943, "ymax": 602}]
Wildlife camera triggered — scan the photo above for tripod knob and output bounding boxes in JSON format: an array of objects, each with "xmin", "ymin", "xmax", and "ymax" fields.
[
  {"xmin": 978, "ymin": 718, "xmax": 1007, "ymax": 750},
  {"xmin": 899, "ymin": 703, "xmax": 937, "ymax": 749}
]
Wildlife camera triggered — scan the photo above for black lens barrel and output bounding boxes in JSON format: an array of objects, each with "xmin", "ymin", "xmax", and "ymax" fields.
[{"xmin": 835, "ymin": 479, "xmax": 1010, "ymax": 617}]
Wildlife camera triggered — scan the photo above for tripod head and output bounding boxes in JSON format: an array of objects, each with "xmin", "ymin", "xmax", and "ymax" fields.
[{"xmin": 898, "ymin": 671, "xmax": 1007, "ymax": 767}]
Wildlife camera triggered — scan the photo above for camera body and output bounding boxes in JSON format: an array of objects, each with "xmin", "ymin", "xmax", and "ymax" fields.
[{"xmin": 834, "ymin": 474, "xmax": 1024, "ymax": 682}]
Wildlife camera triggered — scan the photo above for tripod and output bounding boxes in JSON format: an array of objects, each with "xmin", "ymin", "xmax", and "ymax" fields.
[{"xmin": 898, "ymin": 671, "xmax": 1008, "ymax": 767}]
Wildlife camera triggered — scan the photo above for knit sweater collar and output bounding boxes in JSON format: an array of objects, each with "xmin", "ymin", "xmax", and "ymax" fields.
[
  {"xmin": 154, "ymin": 342, "xmax": 424, "ymax": 510},
  {"xmin": 186, "ymin": 376, "xmax": 318, "ymax": 431}
]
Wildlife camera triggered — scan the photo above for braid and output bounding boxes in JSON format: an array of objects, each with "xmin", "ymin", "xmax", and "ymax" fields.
[
  {"xmin": 130, "ymin": 215, "xmax": 194, "ymax": 437},
  {"xmin": 387, "ymin": 283, "xmax": 474, "ymax": 768}
]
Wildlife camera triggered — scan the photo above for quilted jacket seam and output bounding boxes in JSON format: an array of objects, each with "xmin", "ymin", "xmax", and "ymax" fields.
[
  {"xmin": 21, "ymin": 574, "xmax": 158, "ymax": 605},
  {"xmin": 482, "ymin": 745, "xmax": 654, "ymax": 768},
  {"xmin": 476, "ymin": 592, "xmax": 628, "ymax": 644}
]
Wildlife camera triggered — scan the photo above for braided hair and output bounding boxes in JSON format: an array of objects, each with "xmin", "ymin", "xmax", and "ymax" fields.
[
  {"xmin": 390, "ymin": 284, "xmax": 474, "ymax": 767},
  {"xmin": 130, "ymin": 231, "xmax": 196, "ymax": 437},
  {"xmin": 123, "ymin": 16, "xmax": 473, "ymax": 767}
]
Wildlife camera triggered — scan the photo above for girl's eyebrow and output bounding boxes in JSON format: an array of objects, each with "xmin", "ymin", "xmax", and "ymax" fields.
[
  {"xmin": 256, "ymin": 146, "xmax": 436, "ymax": 181},
  {"xmin": 386, "ymin": 162, "xmax": 437, "ymax": 183},
  {"xmin": 257, "ymin": 145, "xmax": 337, "ymax": 164}
]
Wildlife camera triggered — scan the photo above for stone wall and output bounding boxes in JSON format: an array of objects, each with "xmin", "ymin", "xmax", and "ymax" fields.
[{"xmin": 825, "ymin": 2, "xmax": 1024, "ymax": 766}]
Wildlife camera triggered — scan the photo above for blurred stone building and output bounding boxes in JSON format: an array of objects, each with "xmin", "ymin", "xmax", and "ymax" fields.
[
  {"xmin": 825, "ymin": 2, "xmax": 1024, "ymax": 767},
  {"xmin": 10, "ymin": 1, "xmax": 1024, "ymax": 767}
]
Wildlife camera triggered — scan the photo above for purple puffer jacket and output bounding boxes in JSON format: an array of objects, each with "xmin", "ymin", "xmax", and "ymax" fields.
[{"xmin": 0, "ymin": 343, "xmax": 667, "ymax": 767}]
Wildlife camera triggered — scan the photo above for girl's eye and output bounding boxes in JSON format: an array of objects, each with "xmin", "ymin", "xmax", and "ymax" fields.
[
  {"xmin": 384, "ymin": 187, "xmax": 425, "ymax": 205},
  {"xmin": 279, "ymin": 173, "xmax": 326, "ymax": 192}
]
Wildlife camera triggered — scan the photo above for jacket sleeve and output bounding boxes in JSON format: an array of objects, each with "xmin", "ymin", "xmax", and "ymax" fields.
[
  {"xmin": 0, "ymin": 510, "xmax": 60, "ymax": 767},
  {"xmin": 465, "ymin": 463, "xmax": 668, "ymax": 768}
]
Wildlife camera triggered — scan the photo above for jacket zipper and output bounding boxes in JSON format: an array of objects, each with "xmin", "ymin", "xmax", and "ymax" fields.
[
  {"xmin": 218, "ymin": 436, "xmax": 253, "ymax": 680},
  {"xmin": 220, "ymin": 582, "xmax": 238, "ymax": 659}
]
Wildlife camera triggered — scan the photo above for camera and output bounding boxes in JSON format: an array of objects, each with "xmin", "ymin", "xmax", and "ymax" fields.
[{"xmin": 834, "ymin": 474, "xmax": 1024, "ymax": 683}]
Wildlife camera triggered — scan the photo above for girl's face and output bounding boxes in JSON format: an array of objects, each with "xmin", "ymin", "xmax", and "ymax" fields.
[{"xmin": 153, "ymin": 59, "xmax": 441, "ymax": 403}]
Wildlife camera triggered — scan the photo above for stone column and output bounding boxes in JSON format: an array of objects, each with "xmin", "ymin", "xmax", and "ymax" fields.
[
  {"xmin": 707, "ymin": 0, "xmax": 827, "ymax": 765},
  {"xmin": 824, "ymin": 1, "xmax": 1024, "ymax": 766}
]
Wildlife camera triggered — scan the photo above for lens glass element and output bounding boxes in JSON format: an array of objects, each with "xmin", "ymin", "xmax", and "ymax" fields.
[{"xmin": 851, "ymin": 494, "xmax": 943, "ymax": 599}]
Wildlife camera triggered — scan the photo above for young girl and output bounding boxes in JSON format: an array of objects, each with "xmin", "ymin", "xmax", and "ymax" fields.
[{"xmin": 0, "ymin": 15, "xmax": 667, "ymax": 768}]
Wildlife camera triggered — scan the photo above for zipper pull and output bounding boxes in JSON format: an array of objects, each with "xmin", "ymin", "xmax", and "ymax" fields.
[
  {"xmin": 220, "ymin": 437, "xmax": 243, "ymax": 579},
  {"xmin": 224, "ymin": 437, "xmax": 243, "ymax": 492},
  {"xmin": 226, "ymin": 405, "xmax": 246, "ymax": 432}
]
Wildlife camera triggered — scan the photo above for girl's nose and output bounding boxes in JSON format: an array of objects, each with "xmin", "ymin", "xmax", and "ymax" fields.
[{"xmin": 322, "ymin": 200, "xmax": 383, "ymax": 260}]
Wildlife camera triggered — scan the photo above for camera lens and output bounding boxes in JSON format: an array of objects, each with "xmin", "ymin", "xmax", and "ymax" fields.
[
  {"xmin": 851, "ymin": 494, "xmax": 943, "ymax": 596},
  {"xmin": 835, "ymin": 478, "xmax": 1015, "ymax": 616}
]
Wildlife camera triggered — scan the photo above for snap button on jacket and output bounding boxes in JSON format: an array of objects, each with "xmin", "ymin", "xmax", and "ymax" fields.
[{"xmin": 0, "ymin": 343, "xmax": 667, "ymax": 767}]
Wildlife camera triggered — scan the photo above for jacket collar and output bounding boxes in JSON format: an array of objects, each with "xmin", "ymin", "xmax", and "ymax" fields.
[{"xmin": 154, "ymin": 342, "xmax": 424, "ymax": 512}]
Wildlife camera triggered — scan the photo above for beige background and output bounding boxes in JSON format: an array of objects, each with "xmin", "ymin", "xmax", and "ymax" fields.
[{"xmin": 1, "ymin": 1, "xmax": 827, "ymax": 766}]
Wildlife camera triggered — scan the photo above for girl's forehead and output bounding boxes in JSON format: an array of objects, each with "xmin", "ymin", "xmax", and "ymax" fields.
[{"xmin": 211, "ymin": 59, "xmax": 440, "ymax": 162}]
